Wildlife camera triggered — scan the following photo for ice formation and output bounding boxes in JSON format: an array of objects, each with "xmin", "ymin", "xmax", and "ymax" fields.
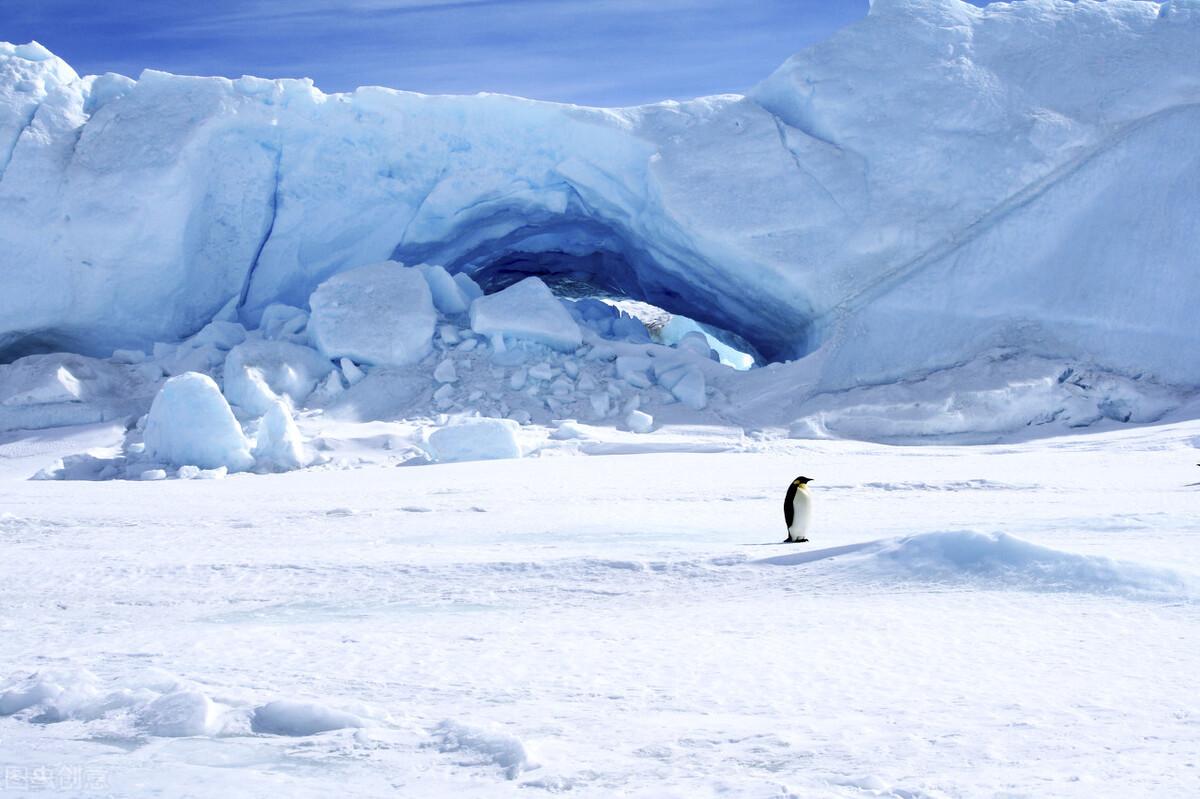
[
  {"xmin": 308, "ymin": 262, "xmax": 437, "ymax": 367},
  {"xmin": 142, "ymin": 373, "xmax": 254, "ymax": 472},
  {"xmin": 469, "ymin": 277, "xmax": 583, "ymax": 352},
  {"xmin": 426, "ymin": 417, "xmax": 522, "ymax": 463},
  {"xmin": 1, "ymin": 0, "xmax": 1198, "ymax": 464}
]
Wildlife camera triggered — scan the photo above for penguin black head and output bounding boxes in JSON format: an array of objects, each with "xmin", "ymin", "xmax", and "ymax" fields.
[{"xmin": 792, "ymin": 476, "xmax": 812, "ymax": 486}]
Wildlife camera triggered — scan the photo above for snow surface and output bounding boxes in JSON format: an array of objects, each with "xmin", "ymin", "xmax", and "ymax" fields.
[
  {"xmin": 2, "ymin": 418, "xmax": 1199, "ymax": 796},
  {"xmin": 2, "ymin": 2, "xmax": 1200, "ymax": 793}
]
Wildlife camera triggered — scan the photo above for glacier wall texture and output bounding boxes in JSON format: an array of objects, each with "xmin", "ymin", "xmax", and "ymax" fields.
[{"xmin": 2, "ymin": 0, "xmax": 1199, "ymax": 390}]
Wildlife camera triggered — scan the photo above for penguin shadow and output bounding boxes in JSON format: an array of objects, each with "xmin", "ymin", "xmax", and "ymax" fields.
[{"xmin": 742, "ymin": 539, "xmax": 810, "ymax": 547}]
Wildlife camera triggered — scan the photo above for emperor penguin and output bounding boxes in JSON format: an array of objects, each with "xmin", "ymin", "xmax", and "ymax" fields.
[{"xmin": 783, "ymin": 476, "xmax": 812, "ymax": 543}]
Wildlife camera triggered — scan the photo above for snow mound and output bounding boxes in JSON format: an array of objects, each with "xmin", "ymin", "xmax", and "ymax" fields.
[
  {"xmin": 759, "ymin": 531, "xmax": 1200, "ymax": 600},
  {"xmin": 139, "ymin": 690, "xmax": 220, "ymax": 737},
  {"xmin": 143, "ymin": 372, "xmax": 254, "ymax": 472},
  {"xmin": 223, "ymin": 338, "xmax": 332, "ymax": 416},
  {"xmin": 0, "ymin": 353, "xmax": 158, "ymax": 432},
  {"xmin": 433, "ymin": 719, "xmax": 536, "ymax": 780},
  {"xmin": 0, "ymin": 667, "xmax": 371, "ymax": 740},
  {"xmin": 469, "ymin": 277, "xmax": 582, "ymax": 352},
  {"xmin": 308, "ymin": 261, "xmax": 437, "ymax": 367},
  {"xmin": 0, "ymin": 668, "xmax": 102, "ymax": 722},
  {"xmin": 251, "ymin": 699, "xmax": 365, "ymax": 736},
  {"xmin": 426, "ymin": 417, "xmax": 522, "ymax": 463},
  {"xmin": 252, "ymin": 400, "xmax": 309, "ymax": 471}
]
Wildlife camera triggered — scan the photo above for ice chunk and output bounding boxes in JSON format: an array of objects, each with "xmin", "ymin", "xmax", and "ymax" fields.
[
  {"xmin": 426, "ymin": 417, "xmax": 522, "ymax": 463},
  {"xmin": 417, "ymin": 263, "xmax": 471, "ymax": 315},
  {"xmin": 140, "ymin": 690, "xmax": 219, "ymax": 737},
  {"xmin": 432, "ymin": 382, "xmax": 456, "ymax": 410},
  {"xmin": 469, "ymin": 277, "xmax": 582, "ymax": 352},
  {"xmin": 143, "ymin": 373, "xmax": 254, "ymax": 471},
  {"xmin": 675, "ymin": 331, "xmax": 714, "ymax": 359},
  {"xmin": 111, "ymin": 348, "xmax": 147, "ymax": 364},
  {"xmin": 251, "ymin": 700, "xmax": 365, "ymax": 736},
  {"xmin": 223, "ymin": 339, "xmax": 334, "ymax": 416},
  {"xmin": 589, "ymin": 391, "xmax": 611, "ymax": 418},
  {"xmin": 180, "ymin": 320, "xmax": 246, "ymax": 352},
  {"xmin": 177, "ymin": 465, "xmax": 201, "ymax": 479},
  {"xmin": 453, "ymin": 272, "xmax": 484, "ymax": 303},
  {"xmin": 671, "ymin": 368, "xmax": 707, "ymax": 410},
  {"xmin": 140, "ymin": 469, "xmax": 167, "ymax": 481},
  {"xmin": 308, "ymin": 261, "xmax": 436, "ymax": 366},
  {"xmin": 656, "ymin": 364, "xmax": 707, "ymax": 409},
  {"xmin": 253, "ymin": 400, "xmax": 308, "ymax": 472},
  {"xmin": 626, "ymin": 409, "xmax": 654, "ymax": 433},
  {"xmin": 616, "ymin": 356, "xmax": 653, "ymax": 389},
  {"xmin": 258, "ymin": 303, "xmax": 309, "ymax": 341},
  {"xmin": 434, "ymin": 359, "xmax": 458, "ymax": 384},
  {"xmin": 434, "ymin": 719, "xmax": 536, "ymax": 780},
  {"xmin": 527, "ymin": 362, "xmax": 556, "ymax": 382},
  {"xmin": 340, "ymin": 357, "xmax": 366, "ymax": 386}
]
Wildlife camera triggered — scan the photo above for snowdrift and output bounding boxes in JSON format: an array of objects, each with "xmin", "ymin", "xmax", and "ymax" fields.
[
  {"xmin": 758, "ymin": 530, "xmax": 1200, "ymax": 600},
  {"xmin": 2, "ymin": 0, "xmax": 1199, "ymax": 451}
]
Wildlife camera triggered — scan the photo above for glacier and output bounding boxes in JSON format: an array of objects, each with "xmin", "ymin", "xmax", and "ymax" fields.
[{"xmin": 1, "ymin": 0, "xmax": 1200, "ymax": 451}]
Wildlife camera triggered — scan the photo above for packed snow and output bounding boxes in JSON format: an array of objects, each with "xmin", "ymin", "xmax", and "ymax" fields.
[
  {"xmin": 1, "ymin": 0, "xmax": 1200, "ymax": 796},
  {"xmin": 2, "ymin": 420, "xmax": 1199, "ymax": 796}
]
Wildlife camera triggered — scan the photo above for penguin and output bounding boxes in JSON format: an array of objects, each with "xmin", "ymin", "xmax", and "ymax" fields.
[{"xmin": 783, "ymin": 476, "xmax": 812, "ymax": 543}]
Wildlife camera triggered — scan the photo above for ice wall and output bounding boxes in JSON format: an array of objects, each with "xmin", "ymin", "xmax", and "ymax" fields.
[{"xmin": 1, "ymin": 0, "xmax": 1198, "ymax": 390}]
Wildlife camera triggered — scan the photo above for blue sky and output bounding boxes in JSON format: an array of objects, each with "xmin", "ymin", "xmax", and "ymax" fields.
[{"xmin": 5, "ymin": 0, "xmax": 871, "ymax": 106}]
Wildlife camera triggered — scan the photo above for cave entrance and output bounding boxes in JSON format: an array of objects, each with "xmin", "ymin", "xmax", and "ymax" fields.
[
  {"xmin": 469, "ymin": 249, "xmax": 760, "ymax": 370},
  {"xmin": 390, "ymin": 199, "xmax": 807, "ymax": 365}
]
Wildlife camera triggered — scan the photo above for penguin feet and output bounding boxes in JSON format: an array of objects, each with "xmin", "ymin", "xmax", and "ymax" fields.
[{"xmin": 783, "ymin": 538, "xmax": 810, "ymax": 544}]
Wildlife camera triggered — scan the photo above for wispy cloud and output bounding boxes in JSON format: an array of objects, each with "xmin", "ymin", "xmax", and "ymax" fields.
[{"xmin": 7, "ymin": 0, "xmax": 868, "ymax": 106}]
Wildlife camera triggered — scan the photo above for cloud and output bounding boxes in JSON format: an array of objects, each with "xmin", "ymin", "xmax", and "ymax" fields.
[{"xmin": 7, "ymin": 0, "xmax": 868, "ymax": 105}]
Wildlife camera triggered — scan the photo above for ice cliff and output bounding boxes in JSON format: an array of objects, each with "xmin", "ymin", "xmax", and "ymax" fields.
[{"xmin": 2, "ymin": 0, "xmax": 1199, "ymax": 398}]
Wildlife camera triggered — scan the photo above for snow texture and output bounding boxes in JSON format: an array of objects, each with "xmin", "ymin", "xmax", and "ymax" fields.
[{"xmin": 3, "ymin": 419, "xmax": 1200, "ymax": 796}]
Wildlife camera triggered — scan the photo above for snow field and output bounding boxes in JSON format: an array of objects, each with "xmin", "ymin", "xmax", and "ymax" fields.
[{"xmin": 2, "ymin": 421, "xmax": 1199, "ymax": 796}]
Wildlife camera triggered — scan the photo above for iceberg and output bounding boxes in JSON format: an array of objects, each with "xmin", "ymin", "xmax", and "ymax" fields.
[{"xmin": 0, "ymin": 0, "xmax": 1197, "ymax": 436}]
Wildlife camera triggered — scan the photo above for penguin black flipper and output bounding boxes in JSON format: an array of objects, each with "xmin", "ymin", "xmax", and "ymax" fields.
[{"xmin": 783, "ymin": 482, "xmax": 797, "ymax": 530}]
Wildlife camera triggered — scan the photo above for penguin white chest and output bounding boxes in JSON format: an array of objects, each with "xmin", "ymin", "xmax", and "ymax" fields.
[{"xmin": 788, "ymin": 488, "xmax": 811, "ymax": 541}]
